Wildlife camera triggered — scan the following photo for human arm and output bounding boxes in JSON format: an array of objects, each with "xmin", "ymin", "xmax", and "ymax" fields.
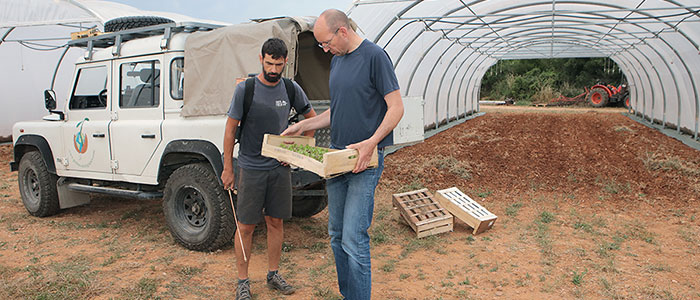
[
  {"xmin": 346, "ymin": 89, "xmax": 403, "ymax": 173},
  {"xmin": 301, "ymin": 108, "xmax": 318, "ymax": 137},
  {"xmin": 281, "ymin": 108, "xmax": 331, "ymax": 136},
  {"xmin": 221, "ymin": 117, "xmax": 239, "ymax": 190}
]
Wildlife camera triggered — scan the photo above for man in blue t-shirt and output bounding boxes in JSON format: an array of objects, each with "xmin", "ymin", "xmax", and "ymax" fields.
[
  {"xmin": 222, "ymin": 38, "xmax": 316, "ymax": 300},
  {"xmin": 282, "ymin": 9, "xmax": 404, "ymax": 300}
]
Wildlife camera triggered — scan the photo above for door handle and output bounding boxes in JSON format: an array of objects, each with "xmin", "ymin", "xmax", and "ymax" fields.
[
  {"xmin": 141, "ymin": 134, "xmax": 156, "ymax": 139},
  {"xmin": 92, "ymin": 133, "xmax": 105, "ymax": 138}
]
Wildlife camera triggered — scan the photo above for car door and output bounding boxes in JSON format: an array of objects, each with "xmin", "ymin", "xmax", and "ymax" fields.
[
  {"xmin": 109, "ymin": 57, "xmax": 164, "ymax": 177},
  {"xmin": 62, "ymin": 63, "xmax": 113, "ymax": 176}
]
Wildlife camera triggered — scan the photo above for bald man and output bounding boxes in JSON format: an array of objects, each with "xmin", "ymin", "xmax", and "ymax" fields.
[{"xmin": 282, "ymin": 9, "xmax": 404, "ymax": 300}]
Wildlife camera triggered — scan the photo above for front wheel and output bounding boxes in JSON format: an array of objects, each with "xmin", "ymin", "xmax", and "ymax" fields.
[
  {"xmin": 163, "ymin": 163, "xmax": 234, "ymax": 251},
  {"xmin": 18, "ymin": 151, "xmax": 59, "ymax": 217}
]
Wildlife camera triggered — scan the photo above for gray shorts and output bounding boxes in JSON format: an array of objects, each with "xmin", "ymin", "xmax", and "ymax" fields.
[{"xmin": 236, "ymin": 166, "xmax": 292, "ymax": 224}]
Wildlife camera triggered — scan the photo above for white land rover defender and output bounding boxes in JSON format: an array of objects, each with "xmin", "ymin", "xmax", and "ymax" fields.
[
  {"xmin": 10, "ymin": 16, "xmax": 424, "ymax": 252},
  {"xmin": 9, "ymin": 16, "xmax": 336, "ymax": 251}
]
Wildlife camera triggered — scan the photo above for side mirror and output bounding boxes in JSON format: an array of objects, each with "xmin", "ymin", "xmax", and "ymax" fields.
[{"xmin": 44, "ymin": 89, "xmax": 56, "ymax": 110}]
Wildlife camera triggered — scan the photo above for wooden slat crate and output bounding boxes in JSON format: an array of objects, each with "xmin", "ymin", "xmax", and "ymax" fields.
[
  {"xmin": 261, "ymin": 134, "xmax": 378, "ymax": 178},
  {"xmin": 392, "ymin": 189, "xmax": 453, "ymax": 238},
  {"xmin": 435, "ymin": 187, "xmax": 497, "ymax": 235}
]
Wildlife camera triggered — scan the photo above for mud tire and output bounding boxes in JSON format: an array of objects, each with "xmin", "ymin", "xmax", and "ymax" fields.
[
  {"xmin": 163, "ymin": 163, "xmax": 234, "ymax": 251},
  {"xmin": 18, "ymin": 151, "xmax": 59, "ymax": 217}
]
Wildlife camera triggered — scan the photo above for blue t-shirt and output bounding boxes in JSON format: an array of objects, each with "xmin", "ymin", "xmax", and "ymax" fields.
[
  {"xmin": 227, "ymin": 77, "xmax": 311, "ymax": 170},
  {"xmin": 329, "ymin": 39, "xmax": 400, "ymax": 149}
]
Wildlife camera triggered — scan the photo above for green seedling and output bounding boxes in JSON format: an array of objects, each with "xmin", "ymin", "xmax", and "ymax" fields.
[{"xmin": 280, "ymin": 144, "xmax": 330, "ymax": 162}]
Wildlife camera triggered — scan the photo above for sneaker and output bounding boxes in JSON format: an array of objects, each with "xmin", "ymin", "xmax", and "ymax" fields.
[
  {"xmin": 236, "ymin": 279, "xmax": 251, "ymax": 300},
  {"xmin": 267, "ymin": 272, "xmax": 295, "ymax": 295}
]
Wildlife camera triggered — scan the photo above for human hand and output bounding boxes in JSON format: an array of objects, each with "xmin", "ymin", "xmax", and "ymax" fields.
[
  {"xmin": 281, "ymin": 122, "xmax": 304, "ymax": 136},
  {"xmin": 346, "ymin": 139, "xmax": 377, "ymax": 173},
  {"xmin": 221, "ymin": 168, "xmax": 235, "ymax": 190}
]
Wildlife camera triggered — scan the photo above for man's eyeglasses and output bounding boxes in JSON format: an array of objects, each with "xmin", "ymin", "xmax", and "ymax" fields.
[{"xmin": 317, "ymin": 28, "xmax": 340, "ymax": 49}]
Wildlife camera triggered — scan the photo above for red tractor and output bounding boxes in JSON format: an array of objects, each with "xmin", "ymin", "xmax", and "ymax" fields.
[{"xmin": 586, "ymin": 83, "xmax": 630, "ymax": 108}]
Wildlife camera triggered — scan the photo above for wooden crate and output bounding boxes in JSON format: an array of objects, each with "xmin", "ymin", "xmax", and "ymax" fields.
[
  {"xmin": 435, "ymin": 187, "xmax": 497, "ymax": 235},
  {"xmin": 260, "ymin": 134, "xmax": 378, "ymax": 178},
  {"xmin": 70, "ymin": 27, "xmax": 102, "ymax": 40},
  {"xmin": 392, "ymin": 189, "xmax": 453, "ymax": 238}
]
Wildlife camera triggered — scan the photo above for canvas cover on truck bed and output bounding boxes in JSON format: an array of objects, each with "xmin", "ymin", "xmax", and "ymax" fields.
[{"xmin": 182, "ymin": 16, "xmax": 331, "ymax": 117}]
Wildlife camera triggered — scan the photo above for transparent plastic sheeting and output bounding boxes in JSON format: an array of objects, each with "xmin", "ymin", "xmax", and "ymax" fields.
[
  {"xmin": 348, "ymin": 0, "xmax": 700, "ymax": 139},
  {"xmin": 0, "ymin": 0, "xmax": 228, "ymax": 29}
]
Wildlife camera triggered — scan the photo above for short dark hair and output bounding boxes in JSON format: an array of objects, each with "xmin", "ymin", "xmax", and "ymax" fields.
[{"xmin": 261, "ymin": 38, "xmax": 288, "ymax": 59}]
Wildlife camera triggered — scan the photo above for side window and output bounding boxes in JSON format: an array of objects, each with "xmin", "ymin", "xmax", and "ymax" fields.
[
  {"xmin": 171, "ymin": 58, "xmax": 184, "ymax": 100},
  {"xmin": 69, "ymin": 65, "xmax": 108, "ymax": 110},
  {"xmin": 120, "ymin": 60, "xmax": 161, "ymax": 108}
]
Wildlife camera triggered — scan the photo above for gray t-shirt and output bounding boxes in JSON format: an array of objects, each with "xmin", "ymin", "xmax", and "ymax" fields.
[
  {"xmin": 227, "ymin": 77, "xmax": 311, "ymax": 170},
  {"xmin": 329, "ymin": 39, "xmax": 400, "ymax": 149}
]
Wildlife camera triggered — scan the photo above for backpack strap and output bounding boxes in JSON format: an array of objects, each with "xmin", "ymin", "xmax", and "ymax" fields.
[
  {"xmin": 283, "ymin": 78, "xmax": 310, "ymax": 123},
  {"xmin": 235, "ymin": 77, "xmax": 256, "ymax": 142}
]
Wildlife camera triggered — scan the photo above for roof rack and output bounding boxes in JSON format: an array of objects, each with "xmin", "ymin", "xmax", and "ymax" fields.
[{"xmin": 69, "ymin": 22, "xmax": 223, "ymax": 60}]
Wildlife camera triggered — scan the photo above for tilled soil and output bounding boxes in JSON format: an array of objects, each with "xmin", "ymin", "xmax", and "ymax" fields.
[{"xmin": 1, "ymin": 106, "xmax": 698, "ymax": 299}]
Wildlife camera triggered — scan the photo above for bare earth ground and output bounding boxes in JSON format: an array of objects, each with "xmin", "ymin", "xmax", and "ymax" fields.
[{"xmin": 1, "ymin": 106, "xmax": 699, "ymax": 299}]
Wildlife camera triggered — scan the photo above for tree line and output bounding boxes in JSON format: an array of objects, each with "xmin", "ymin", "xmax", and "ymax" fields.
[{"xmin": 480, "ymin": 58, "xmax": 626, "ymax": 104}]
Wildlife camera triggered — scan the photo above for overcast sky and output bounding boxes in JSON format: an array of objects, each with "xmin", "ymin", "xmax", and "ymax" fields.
[{"xmin": 0, "ymin": 0, "xmax": 351, "ymax": 138}]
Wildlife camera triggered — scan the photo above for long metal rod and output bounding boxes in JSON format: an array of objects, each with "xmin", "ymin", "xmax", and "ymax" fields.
[
  {"xmin": 50, "ymin": 46, "xmax": 70, "ymax": 90},
  {"xmin": 0, "ymin": 27, "xmax": 14, "ymax": 46}
]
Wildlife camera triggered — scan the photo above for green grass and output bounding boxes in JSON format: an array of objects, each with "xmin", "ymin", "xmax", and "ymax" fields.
[
  {"xmin": 381, "ymin": 259, "xmax": 397, "ymax": 272},
  {"xmin": 177, "ymin": 265, "xmax": 203, "ymax": 279},
  {"xmin": 426, "ymin": 155, "xmax": 472, "ymax": 180},
  {"xmin": 515, "ymin": 100, "xmax": 532, "ymax": 106},
  {"xmin": 120, "ymin": 278, "xmax": 158, "ymax": 300},
  {"xmin": 645, "ymin": 263, "xmax": 671, "ymax": 273},
  {"xmin": 2, "ymin": 255, "xmax": 99, "ymax": 299},
  {"xmin": 573, "ymin": 221, "xmax": 593, "ymax": 233},
  {"xmin": 101, "ymin": 253, "xmax": 123, "ymax": 267},
  {"xmin": 120, "ymin": 209, "xmax": 144, "ymax": 221},
  {"xmin": 400, "ymin": 235, "xmax": 440, "ymax": 258},
  {"xmin": 397, "ymin": 179, "xmax": 425, "ymax": 193},
  {"xmin": 539, "ymin": 211, "xmax": 555, "ymax": 224},
  {"xmin": 473, "ymin": 188, "xmax": 493, "ymax": 198},
  {"xmin": 642, "ymin": 151, "xmax": 700, "ymax": 176},
  {"xmin": 370, "ymin": 222, "xmax": 392, "ymax": 246},
  {"xmin": 571, "ymin": 269, "xmax": 587, "ymax": 285},
  {"xmin": 313, "ymin": 286, "xmax": 343, "ymax": 300},
  {"xmin": 505, "ymin": 203, "xmax": 523, "ymax": 217}
]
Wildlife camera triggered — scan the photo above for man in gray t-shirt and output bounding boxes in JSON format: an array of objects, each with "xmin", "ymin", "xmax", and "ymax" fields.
[{"xmin": 221, "ymin": 38, "xmax": 316, "ymax": 300}]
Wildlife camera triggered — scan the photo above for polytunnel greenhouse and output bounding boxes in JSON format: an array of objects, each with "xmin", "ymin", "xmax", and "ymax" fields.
[{"xmin": 347, "ymin": 0, "xmax": 700, "ymax": 140}]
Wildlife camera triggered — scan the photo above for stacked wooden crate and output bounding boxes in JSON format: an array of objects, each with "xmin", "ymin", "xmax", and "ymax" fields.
[{"xmin": 392, "ymin": 189, "xmax": 453, "ymax": 238}]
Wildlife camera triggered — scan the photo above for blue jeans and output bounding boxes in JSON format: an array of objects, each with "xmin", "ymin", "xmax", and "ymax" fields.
[{"xmin": 326, "ymin": 150, "xmax": 384, "ymax": 300}]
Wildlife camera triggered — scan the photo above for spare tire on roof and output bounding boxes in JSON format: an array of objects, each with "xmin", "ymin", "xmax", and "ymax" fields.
[{"xmin": 104, "ymin": 16, "xmax": 175, "ymax": 32}]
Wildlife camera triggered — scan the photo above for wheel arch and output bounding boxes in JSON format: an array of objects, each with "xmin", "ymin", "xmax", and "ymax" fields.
[
  {"xmin": 158, "ymin": 140, "xmax": 224, "ymax": 186},
  {"xmin": 590, "ymin": 85, "xmax": 613, "ymax": 97},
  {"xmin": 13, "ymin": 135, "xmax": 56, "ymax": 174}
]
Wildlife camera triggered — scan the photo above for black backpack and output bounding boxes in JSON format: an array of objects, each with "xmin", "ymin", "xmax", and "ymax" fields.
[{"xmin": 235, "ymin": 77, "xmax": 309, "ymax": 142}]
